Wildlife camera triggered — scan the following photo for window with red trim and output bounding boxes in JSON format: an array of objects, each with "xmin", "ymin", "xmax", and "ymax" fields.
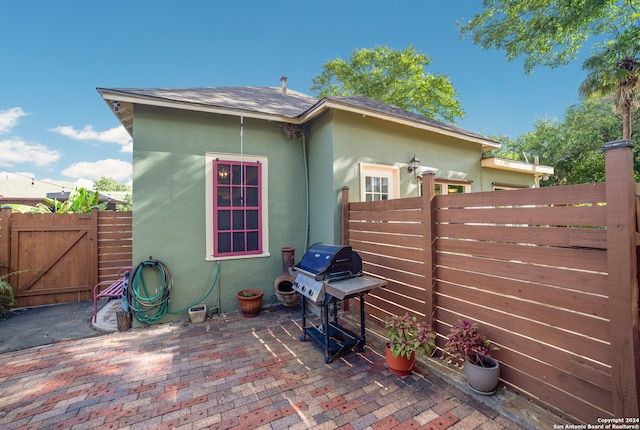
[{"xmin": 213, "ymin": 159, "xmax": 262, "ymax": 257}]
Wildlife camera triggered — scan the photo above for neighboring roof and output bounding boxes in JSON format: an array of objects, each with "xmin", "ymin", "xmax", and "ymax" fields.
[
  {"xmin": 97, "ymin": 86, "xmax": 500, "ymax": 149},
  {"xmin": 0, "ymin": 179, "xmax": 128, "ymax": 204},
  {"xmin": 0, "ymin": 178, "xmax": 77, "ymax": 199}
]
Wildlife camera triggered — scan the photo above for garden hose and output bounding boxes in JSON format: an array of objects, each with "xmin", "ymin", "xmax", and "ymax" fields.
[{"xmin": 128, "ymin": 258, "xmax": 220, "ymax": 325}]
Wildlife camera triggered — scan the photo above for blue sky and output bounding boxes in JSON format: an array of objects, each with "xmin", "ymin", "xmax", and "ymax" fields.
[{"xmin": 0, "ymin": 1, "xmax": 593, "ymax": 188}]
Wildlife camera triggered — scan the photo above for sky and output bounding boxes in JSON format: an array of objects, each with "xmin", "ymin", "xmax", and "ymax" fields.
[{"xmin": 0, "ymin": 1, "xmax": 595, "ymax": 189}]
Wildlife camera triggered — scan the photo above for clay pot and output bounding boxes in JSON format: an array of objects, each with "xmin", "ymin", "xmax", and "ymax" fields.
[
  {"xmin": 385, "ymin": 343, "xmax": 415, "ymax": 376},
  {"xmin": 237, "ymin": 289, "xmax": 264, "ymax": 317}
]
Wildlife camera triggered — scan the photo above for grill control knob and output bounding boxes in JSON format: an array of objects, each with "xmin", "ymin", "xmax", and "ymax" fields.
[
  {"xmin": 309, "ymin": 289, "xmax": 314, "ymax": 296},
  {"xmin": 301, "ymin": 286, "xmax": 306, "ymax": 292}
]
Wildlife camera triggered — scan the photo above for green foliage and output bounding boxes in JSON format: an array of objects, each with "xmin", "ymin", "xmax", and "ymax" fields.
[
  {"xmin": 486, "ymin": 99, "xmax": 640, "ymax": 185},
  {"xmin": 579, "ymin": 28, "xmax": 640, "ymax": 139},
  {"xmin": 385, "ymin": 313, "xmax": 436, "ymax": 359},
  {"xmin": 459, "ymin": 0, "xmax": 639, "ymax": 74},
  {"xmin": 93, "ymin": 177, "xmax": 130, "ymax": 192},
  {"xmin": 44, "ymin": 187, "xmax": 107, "ymax": 213},
  {"xmin": 93, "ymin": 177, "xmax": 132, "ymax": 211},
  {"xmin": 0, "ymin": 263, "xmax": 19, "ymax": 319},
  {"xmin": 310, "ymin": 45, "xmax": 464, "ymax": 123}
]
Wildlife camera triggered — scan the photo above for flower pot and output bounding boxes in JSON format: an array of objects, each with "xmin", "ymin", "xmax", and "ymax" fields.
[
  {"xmin": 188, "ymin": 304, "xmax": 207, "ymax": 323},
  {"xmin": 237, "ymin": 289, "xmax": 264, "ymax": 317},
  {"xmin": 385, "ymin": 343, "xmax": 415, "ymax": 376},
  {"xmin": 463, "ymin": 356, "xmax": 500, "ymax": 395}
]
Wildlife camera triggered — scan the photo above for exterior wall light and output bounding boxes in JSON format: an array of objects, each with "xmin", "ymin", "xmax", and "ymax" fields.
[
  {"xmin": 408, "ymin": 155, "xmax": 420, "ymax": 174},
  {"xmin": 112, "ymin": 101, "xmax": 120, "ymax": 112}
]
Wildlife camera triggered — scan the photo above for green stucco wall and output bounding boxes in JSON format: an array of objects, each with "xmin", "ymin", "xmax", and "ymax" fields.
[
  {"xmin": 132, "ymin": 106, "xmax": 308, "ymax": 323},
  {"xmin": 130, "ymin": 104, "xmax": 538, "ymax": 325},
  {"xmin": 306, "ymin": 110, "xmax": 537, "ymax": 246}
]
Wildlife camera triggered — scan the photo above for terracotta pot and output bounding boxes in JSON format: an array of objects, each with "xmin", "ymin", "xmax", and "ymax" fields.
[
  {"xmin": 463, "ymin": 356, "xmax": 500, "ymax": 394},
  {"xmin": 385, "ymin": 343, "xmax": 415, "ymax": 376},
  {"xmin": 237, "ymin": 289, "xmax": 264, "ymax": 317}
]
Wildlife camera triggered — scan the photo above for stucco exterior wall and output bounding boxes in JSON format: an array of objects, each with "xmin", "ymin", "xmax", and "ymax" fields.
[
  {"xmin": 304, "ymin": 110, "xmax": 538, "ymax": 246},
  {"xmin": 307, "ymin": 112, "xmax": 337, "ymax": 245},
  {"xmin": 132, "ymin": 106, "xmax": 307, "ymax": 321}
]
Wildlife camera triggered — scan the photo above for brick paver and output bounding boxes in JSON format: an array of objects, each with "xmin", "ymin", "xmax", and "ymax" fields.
[{"xmin": 0, "ymin": 306, "xmax": 525, "ymax": 429}]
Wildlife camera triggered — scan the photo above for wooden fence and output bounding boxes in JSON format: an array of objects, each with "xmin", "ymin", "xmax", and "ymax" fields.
[
  {"xmin": 342, "ymin": 142, "xmax": 639, "ymax": 423},
  {"xmin": 0, "ymin": 209, "xmax": 132, "ymax": 307}
]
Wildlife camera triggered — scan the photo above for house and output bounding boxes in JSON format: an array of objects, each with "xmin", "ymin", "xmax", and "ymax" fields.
[{"xmin": 97, "ymin": 84, "xmax": 553, "ymax": 319}]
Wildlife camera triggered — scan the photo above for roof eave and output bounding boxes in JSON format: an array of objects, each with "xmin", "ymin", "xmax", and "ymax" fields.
[{"xmin": 481, "ymin": 157, "xmax": 555, "ymax": 176}]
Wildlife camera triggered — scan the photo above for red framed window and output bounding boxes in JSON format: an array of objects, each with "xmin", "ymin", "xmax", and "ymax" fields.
[{"xmin": 213, "ymin": 159, "xmax": 262, "ymax": 257}]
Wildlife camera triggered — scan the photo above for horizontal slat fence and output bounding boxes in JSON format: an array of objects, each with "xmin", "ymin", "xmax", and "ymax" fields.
[
  {"xmin": 435, "ymin": 183, "xmax": 610, "ymax": 423},
  {"xmin": 343, "ymin": 145, "xmax": 640, "ymax": 424},
  {"xmin": 97, "ymin": 211, "xmax": 132, "ymax": 282}
]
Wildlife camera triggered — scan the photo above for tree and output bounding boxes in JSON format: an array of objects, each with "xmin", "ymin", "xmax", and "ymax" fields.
[
  {"xmin": 579, "ymin": 28, "xmax": 640, "ymax": 139},
  {"xmin": 93, "ymin": 176, "xmax": 132, "ymax": 210},
  {"xmin": 459, "ymin": 0, "xmax": 639, "ymax": 74},
  {"xmin": 310, "ymin": 46, "xmax": 464, "ymax": 123},
  {"xmin": 485, "ymin": 99, "xmax": 640, "ymax": 185}
]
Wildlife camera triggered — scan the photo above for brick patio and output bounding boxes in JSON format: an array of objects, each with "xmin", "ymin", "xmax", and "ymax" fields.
[{"xmin": 0, "ymin": 305, "xmax": 528, "ymax": 429}]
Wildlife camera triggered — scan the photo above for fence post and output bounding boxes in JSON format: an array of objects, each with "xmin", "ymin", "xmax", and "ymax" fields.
[
  {"xmin": 0, "ymin": 208, "xmax": 11, "ymax": 274},
  {"xmin": 604, "ymin": 139, "xmax": 640, "ymax": 417},
  {"xmin": 341, "ymin": 186, "xmax": 349, "ymax": 246},
  {"xmin": 91, "ymin": 208, "xmax": 99, "ymax": 288},
  {"xmin": 420, "ymin": 172, "xmax": 436, "ymax": 326}
]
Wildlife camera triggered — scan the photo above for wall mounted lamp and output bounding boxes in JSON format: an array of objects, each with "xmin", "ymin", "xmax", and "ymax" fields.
[
  {"xmin": 112, "ymin": 101, "xmax": 120, "ymax": 112},
  {"xmin": 408, "ymin": 154, "xmax": 420, "ymax": 174}
]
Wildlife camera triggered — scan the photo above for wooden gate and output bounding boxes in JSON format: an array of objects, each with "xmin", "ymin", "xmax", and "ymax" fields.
[{"xmin": 6, "ymin": 211, "xmax": 98, "ymax": 307}]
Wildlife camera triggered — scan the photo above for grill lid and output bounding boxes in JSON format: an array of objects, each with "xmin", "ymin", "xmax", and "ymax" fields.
[{"xmin": 294, "ymin": 243, "xmax": 361, "ymax": 281}]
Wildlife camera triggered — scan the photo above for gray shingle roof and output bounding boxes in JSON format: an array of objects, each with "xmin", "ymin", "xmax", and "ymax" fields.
[
  {"xmin": 102, "ymin": 86, "xmax": 317, "ymax": 117},
  {"xmin": 324, "ymin": 95, "xmax": 492, "ymax": 144},
  {"xmin": 98, "ymin": 86, "xmax": 498, "ymax": 147}
]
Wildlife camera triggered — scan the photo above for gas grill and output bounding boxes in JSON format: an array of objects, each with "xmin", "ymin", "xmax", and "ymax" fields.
[{"xmin": 293, "ymin": 243, "xmax": 386, "ymax": 363}]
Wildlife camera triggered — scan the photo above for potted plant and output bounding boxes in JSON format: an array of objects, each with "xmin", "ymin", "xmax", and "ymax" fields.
[
  {"xmin": 236, "ymin": 289, "xmax": 264, "ymax": 317},
  {"xmin": 384, "ymin": 313, "xmax": 436, "ymax": 376},
  {"xmin": 444, "ymin": 319, "xmax": 500, "ymax": 394}
]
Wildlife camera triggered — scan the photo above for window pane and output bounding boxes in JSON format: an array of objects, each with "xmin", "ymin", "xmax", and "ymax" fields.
[
  {"xmin": 232, "ymin": 165, "xmax": 242, "ymax": 185},
  {"xmin": 217, "ymin": 164, "xmax": 231, "ymax": 184},
  {"xmin": 232, "ymin": 187, "xmax": 243, "ymax": 206},
  {"xmin": 448, "ymin": 185, "xmax": 465, "ymax": 194},
  {"xmin": 365, "ymin": 177, "xmax": 372, "ymax": 193},
  {"xmin": 246, "ymin": 187, "xmax": 258, "ymax": 206},
  {"xmin": 217, "ymin": 187, "xmax": 230, "ymax": 206},
  {"xmin": 218, "ymin": 210, "xmax": 230, "ymax": 230},
  {"xmin": 381, "ymin": 178, "xmax": 388, "ymax": 194},
  {"xmin": 233, "ymin": 232, "xmax": 245, "ymax": 252},
  {"xmin": 372, "ymin": 177, "xmax": 380, "ymax": 192},
  {"xmin": 247, "ymin": 231, "xmax": 259, "ymax": 251},
  {"xmin": 245, "ymin": 166, "xmax": 258, "ymax": 185},
  {"xmin": 247, "ymin": 210, "xmax": 258, "ymax": 229},
  {"xmin": 218, "ymin": 232, "xmax": 231, "ymax": 253},
  {"xmin": 233, "ymin": 210, "xmax": 244, "ymax": 229}
]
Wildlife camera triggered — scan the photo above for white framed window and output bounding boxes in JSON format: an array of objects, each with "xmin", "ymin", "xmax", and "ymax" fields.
[
  {"xmin": 420, "ymin": 178, "xmax": 472, "ymax": 196},
  {"xmin": 360, "ymin": 163, "xmax": 400, "ymax": 202},
  {"xmin": 492, "ymin": 182, "xmax": 530, "ymax": 191},
  {"xmin": 205, "ymin": 152, "xmax": 269, "ymax": 261}
]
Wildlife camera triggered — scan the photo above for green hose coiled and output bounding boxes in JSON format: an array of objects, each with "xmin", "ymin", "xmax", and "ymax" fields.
[{"xmin": 128, "ymin": 258, "xmax": 220, "ymax": 325}]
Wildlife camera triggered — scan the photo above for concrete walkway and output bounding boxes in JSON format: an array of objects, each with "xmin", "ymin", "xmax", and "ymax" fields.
[{"xmin": 0, "ymin": 304, "xmax": 555, "ymax": 429}]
